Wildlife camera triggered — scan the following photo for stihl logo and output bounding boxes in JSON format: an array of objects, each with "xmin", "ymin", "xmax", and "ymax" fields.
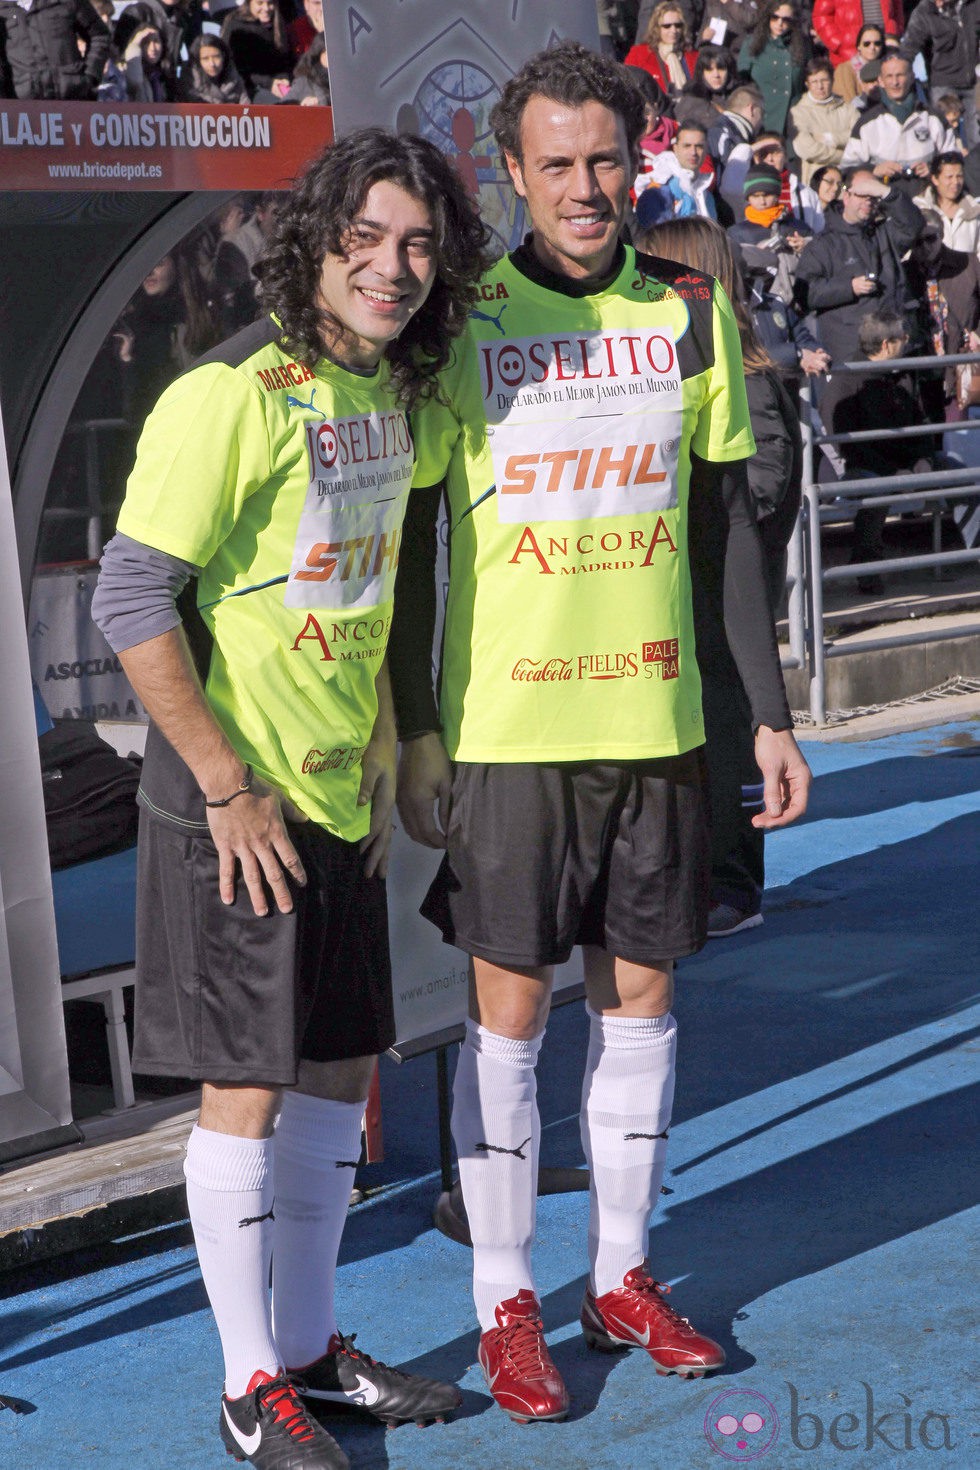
[
  {"xmin": 294, "ymin": 531, "xmax": 401, "ymax": 584},
  {"xmin": 500, "ymin": 443, "xmax": 668, "ymax": 497}
]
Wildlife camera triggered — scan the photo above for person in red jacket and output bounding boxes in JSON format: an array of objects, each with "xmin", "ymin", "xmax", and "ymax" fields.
[
  {"xmin": 624, "ymin": 0, "xmax": 699, "ymax": 96},
  {"xmin": 812, "ymin": 0, "xmax": 904, "ymax": 68}
]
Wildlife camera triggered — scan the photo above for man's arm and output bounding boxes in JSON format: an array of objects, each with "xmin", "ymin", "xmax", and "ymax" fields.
[
  {"xmin": 119, "ymin": 627, "xmax": 307, "ymax": 913},
  {"xmin": 881, "ymin": 181, "xmax": 927, "ymax": 253},
  {"xmin": 93, "ymin": 534, "xmax": 306, "ymax": 915},
  {"xmin": 689, "ymin": 453, "xmax": 811, "ymax": 827},
  {"xmin": 75, "ymin": 0, "xmax": 110, "ymax": 92},
  {"xmin": 386, "ymin": 481, "xmax": 452, "ymax": 847},
  {"xmin": 357, "ymin": 660, "xmax": 397, "ymax": 878}
]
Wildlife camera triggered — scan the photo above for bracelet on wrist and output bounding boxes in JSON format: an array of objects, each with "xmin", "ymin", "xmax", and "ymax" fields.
[{"xmin": 204, "ymin": 764, "xmax": 254, "ymax": 808}]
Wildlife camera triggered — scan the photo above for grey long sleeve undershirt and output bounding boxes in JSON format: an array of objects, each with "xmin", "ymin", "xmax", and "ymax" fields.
[{"xmin": 91, "ymin": 532, "xmax": 198, "ymax": 654}]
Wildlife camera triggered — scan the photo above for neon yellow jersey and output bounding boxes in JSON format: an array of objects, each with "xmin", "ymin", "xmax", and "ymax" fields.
[
  {"xmin": 118, "ymin": 318, "xmax": 415, "ymax": 840},
  {"xmin": 412, "ymin": 247, "xmax": 755, "ymax": 762}
]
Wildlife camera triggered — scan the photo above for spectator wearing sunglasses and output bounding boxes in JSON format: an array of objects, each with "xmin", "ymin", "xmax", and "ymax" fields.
[
  {"xmin": 738, "ymin": 0, "xmax": 811, "ymax": 135},
  {"xmin": 813, "ymin": 3, "xmax": 904, "ymax": 71},
  {"xmin": 624, "ymin": 1, "xmax": 699, "ymax": 94}
]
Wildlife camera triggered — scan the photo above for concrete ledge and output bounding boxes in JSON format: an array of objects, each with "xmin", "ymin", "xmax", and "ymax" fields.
[{"xmin": 783, "ymin": 618, "xmax": 980, "ymax": 714}]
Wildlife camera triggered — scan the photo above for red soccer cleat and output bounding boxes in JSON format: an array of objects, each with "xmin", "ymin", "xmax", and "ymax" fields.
[
  {"xmin": 581, "ymin": 1266, "xmax": 726, "ymax": 1379},
  {"xmin": 478, "ymin": 1290, "xmax": 570, "ymax": 1423}
]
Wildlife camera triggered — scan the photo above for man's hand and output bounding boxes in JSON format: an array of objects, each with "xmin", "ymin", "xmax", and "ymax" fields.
[
  {"xmin": 852, "ymin": 275, "xmax": 878, "ymax": 295},
  {"xmin": 397, "ymin": 732, "xmax": 452, "ymax": 848},
  {"xmin": 873, "ymin": 162, "xmax": 901, "ymax": 180},
  {"xmin": 207, "ymin": 777, "xmax": 307, "ymax": 916},
  {"xmin": 751, "ymin": 726, "xmax": 812, "ymax": 829},
  {"xmin": 913, "ymin": 160, "xmax": 930, "ymax": 178},
  {"xmin": 800, "ymin": 347, "xmax": 831, "ymax": 375},
  {"xmin": 357, "ymin": 724, "xmax": 397, "ymax": 879}
]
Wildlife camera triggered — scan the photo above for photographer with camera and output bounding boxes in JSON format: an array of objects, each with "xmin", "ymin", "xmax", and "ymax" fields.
[
  {"xmin": 840, "ymin": 54, "xmax": 956, "ymax": 197},
  {"xmin": 794, "ymin": 167, "xmax": 926, "ymax": 364}
]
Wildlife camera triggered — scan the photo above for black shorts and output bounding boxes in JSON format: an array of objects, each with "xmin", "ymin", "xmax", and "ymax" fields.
[
  {"xmin": 421, "ymin": 752, "xmax": 710, "ymax": 968},
  {"xmin": 133, "ymin": 812, "xmax": 395, "ymax": 1085}
]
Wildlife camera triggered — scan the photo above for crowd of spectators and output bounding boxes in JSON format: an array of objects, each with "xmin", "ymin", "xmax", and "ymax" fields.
[
  {"xmin": 0, "ymin": 0, "xmax": 329, "ymax": 106},
  {"xmin": 609, "ymin": 0, "xmax": 980, "ymax": 586}
]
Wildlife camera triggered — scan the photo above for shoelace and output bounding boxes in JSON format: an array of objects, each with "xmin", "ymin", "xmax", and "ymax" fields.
[
  {"xmin": 257, "ymin": 1376, "xmax": 316, "ymax": 1442},
  {"xmin": 498, "ymin": 1317, "xmax": 550, "ymax": 1377},
  {"xmin": 632, "ymin": 1276, "xmax": 697, "ymax": 1336},
  {"xmin": 336, "ymin": 1332, "xmax": 410, "ymax": 1382}
]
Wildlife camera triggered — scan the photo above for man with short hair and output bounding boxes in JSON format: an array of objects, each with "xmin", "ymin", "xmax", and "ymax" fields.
[
  {"xmin": 794, "ymin": 165, "xmax": 925, "ymax": 362},
  {"xmin": 389, "ymin": 39, "xmax": 810, "ymax": 1425},
  {"xmin": 644, "ymin": 120, "xmax": 718, "ymax": 216},
  {"xmin": 841, "ymin": 53, "xmax": 957, "ymax": 195},
  {"xmin": 92, "ymin": 130, "xmax": 489, "ymax": 1470},
  {"xmin": 707, "ymin": 81, "xmax": 766, "ymax": 174}
]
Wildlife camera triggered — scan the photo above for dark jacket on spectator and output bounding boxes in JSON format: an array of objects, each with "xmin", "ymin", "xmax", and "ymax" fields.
[
  {"xmin": 706, "ymin": 106, "xmax": 756, "ymax": 169},
  {"xmin": 900, "ymin": 0, "xmax": 980, "ymax": 93},
  {"xmin": 0, "ymin": 0, "xmax": 108, "ymax": 99},
  {"xmin": 793, "ymin": 190, "xmax": 925, "ymax": 362},
  {"xmin": 745, "ymin": 366, "xmax": 803, "ymax": 594},
  {"xmin": 114, "ymin": 0, "xmax": 197, "ymax": 82},
  {"xmin": 822, "ymin": 362, "xmax": 928, "ymax": 476},
  {"xmin": 222, "ymin": 7, "xmax": 291, "ymax": 98},
  {"xmin": 699, "ymin": 0, "xmax": 760, "ymax": 50}
]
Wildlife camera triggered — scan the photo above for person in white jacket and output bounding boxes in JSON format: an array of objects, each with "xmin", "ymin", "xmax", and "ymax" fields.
[
  {"xmin": 841, "ymin": 53, "xmax": 957, "ymax": 195},
  {"xmin": 915, "ymin": 151, "xmax": 980, "ymax": 255},
  {"xmin": 642, "ymin": 121, "xmax": 719, "ymax": 216},
  {"xmin": 789, "ymin": 57, "xmax": 857, "ymax": 184}
]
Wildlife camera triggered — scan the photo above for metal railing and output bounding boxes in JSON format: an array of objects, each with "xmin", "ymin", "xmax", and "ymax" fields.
[{"xmin": 796, "ymin": 351, "xmax": 980, "ymax": 724}]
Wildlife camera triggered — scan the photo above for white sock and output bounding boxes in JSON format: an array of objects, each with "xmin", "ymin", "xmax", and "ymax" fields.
[
  {"xmin": 580, "ymin": 1006, "xmax": 677, "ymax": 1297},
  {"xmin": 183, "ymin": 1125, "xmax": 279, "ymax": 1398},
  {"xmin": 452, "ymin": 1019, "xmax": 544, "ymax": 1331},
  {"xmin": 271, "ymin": 1090, "xmax": 364, "ymax": 1371}
]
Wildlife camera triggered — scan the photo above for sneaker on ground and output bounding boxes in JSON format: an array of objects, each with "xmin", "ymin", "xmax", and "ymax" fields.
[
  {"xmin": 581, "ymin": 1266, "xmax": 725, "ymax": 1379},
  {"xmin": 292, "ymin": 1332, "xmax": 461, "ymax": 1427},
  {"xmin": 706, "ymin": 902, "xmax": 763, "ymax": 938},
  {"xmin": 219, "ymin": 1369, "xmax": 349, "ymax": 1468},
  {"xmin": 478, "ymin": 1289, "xmax": 569, "ymax": 1424}
]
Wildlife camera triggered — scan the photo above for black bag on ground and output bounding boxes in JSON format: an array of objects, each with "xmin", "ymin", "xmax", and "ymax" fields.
[{"xmin": 39, "ymin": 720, "xmax": 141, "ymax": 869}]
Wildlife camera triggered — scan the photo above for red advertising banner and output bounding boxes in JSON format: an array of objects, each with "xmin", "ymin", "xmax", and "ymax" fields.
[{"xmin": 1, "ymin": 102, "xmax": 333, "ymax": 191}]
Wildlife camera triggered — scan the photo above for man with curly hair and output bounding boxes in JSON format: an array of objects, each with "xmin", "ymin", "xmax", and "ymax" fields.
[
  {"xmin": 92, "ymin": 129, "xmax": 490, "ymax": 1470},
  {"xmin": 389, "ymin": 39, "xmax": 811, "ymax": 1423}
]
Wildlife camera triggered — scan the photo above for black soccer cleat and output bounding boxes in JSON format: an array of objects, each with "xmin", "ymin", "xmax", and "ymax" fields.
[
  {"xmin": 292, "ymin": 1332, "xmax": 462, "ymax": 1428},
  {"xmin": 219, "ymin": 1369, "xmax": 349, "ymax": 1468}
]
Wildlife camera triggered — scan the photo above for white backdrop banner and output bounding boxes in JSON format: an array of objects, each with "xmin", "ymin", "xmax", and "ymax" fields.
[
  {"xmin": 322, "ymin": 0, "xmax": 601, "ymax": 258},
  {"xmin": 0, "ymin": 405, "xmax": 73, "ymax": 1155},
  {"xmin": 29, "ymin": 565, "xmax": 146, "ymax": 724}
]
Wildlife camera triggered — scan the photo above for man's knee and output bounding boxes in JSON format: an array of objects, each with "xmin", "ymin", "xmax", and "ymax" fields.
[
  {"xmin": 295, "ymin": 1054, "xmax": 378, "ymax": 1104},
  {"xmin": 584, "ymin": 948, "xmax": 674, "ymax": 1017},
  {"xmin": 469, "ymin": 958, "xmax": 553, "ymax": 1039},
  {"xmin": 199, "ymin": 1081, "xmax": 282, "ymax": 1138}
]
